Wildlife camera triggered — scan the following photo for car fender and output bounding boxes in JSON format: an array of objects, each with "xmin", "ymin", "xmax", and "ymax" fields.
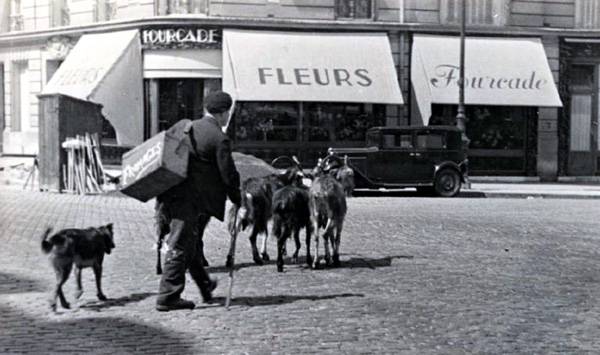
[{"xmin": 434, "ymin": 161, "xmax": 464, "ymax": 182}]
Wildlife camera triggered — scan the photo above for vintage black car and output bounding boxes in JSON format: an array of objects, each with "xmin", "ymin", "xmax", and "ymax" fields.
[{"xmin": 328, "ymin": 126, "xmax": 468, "ymax": 197}]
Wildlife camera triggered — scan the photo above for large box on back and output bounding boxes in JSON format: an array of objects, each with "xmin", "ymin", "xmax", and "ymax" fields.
[{"xmin": 120, "ymin": 131, "xmax": 189, "ymax": 202}]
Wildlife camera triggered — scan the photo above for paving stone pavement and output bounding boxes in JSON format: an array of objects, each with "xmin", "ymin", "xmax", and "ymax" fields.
[{"xmin": 0, "ymin": 187, "xmax": 599, "ymax": 354}]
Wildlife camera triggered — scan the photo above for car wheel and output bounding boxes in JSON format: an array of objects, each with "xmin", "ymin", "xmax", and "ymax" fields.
[{"xmin": 434, "ymin": 168, "xmax": 461, "ymax": 197}]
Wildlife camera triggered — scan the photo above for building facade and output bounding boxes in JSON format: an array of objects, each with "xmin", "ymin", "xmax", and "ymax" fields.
[{"xmin": 0, "ymin": 0, "xmax": 599, "ymax": 178}]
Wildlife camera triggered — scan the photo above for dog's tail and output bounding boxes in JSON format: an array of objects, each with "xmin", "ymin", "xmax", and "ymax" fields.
[{"xmin": 40, "ymin": 227, "xmax": 54, "ymax": 254}]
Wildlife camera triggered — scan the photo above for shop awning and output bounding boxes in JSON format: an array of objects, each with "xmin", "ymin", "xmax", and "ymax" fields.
[
  {"xmin": 42, "ymin": 30, "xmax": 144, "ymax": 145},
  {"xmin": 222, "ymin": 29, "xmax": 404, "ymax": 105},
  {"xmin": 144, "ymin": 49, "xmax": 222, "ymax": 78},
  {"xmin": 411, "ymin": 34, "xmax": 562, "ymax": 125}
]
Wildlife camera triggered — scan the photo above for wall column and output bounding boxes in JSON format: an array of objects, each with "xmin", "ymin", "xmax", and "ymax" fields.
[{"xmin": 538, "ymin": 36, "xmax": 561, "ymax": 181}]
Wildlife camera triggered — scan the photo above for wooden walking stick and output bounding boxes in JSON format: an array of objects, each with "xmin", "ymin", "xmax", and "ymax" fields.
[{"xmin": 226, "ymin": 205, "xmax": 240, "ymax": 310}]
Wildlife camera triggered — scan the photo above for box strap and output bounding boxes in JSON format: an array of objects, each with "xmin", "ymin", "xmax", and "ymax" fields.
[{"xmin": 184, "ymin": 121, "xmax": 198, "ymax": 156}]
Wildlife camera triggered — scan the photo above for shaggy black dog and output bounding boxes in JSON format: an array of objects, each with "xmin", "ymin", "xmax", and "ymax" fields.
[{"xmin": 41, "ymin": 224, "xmax": 115, "ymax": 311}]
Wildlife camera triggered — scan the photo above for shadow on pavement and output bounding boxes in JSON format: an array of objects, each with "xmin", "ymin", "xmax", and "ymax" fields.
[
  {"xmin": 79, "ymin": 292, "xmax": 157, "ymax": 311},
  {"xmin": 338, "ymin": 255, "xmax": 414, "ymax": 269},
  {"xmin": 0, "ymin": 306, "xmax": 195, "ymax": 354},
  {"xmin": 208, "ymin": 255, "xmax": 414, "ymax": 272},
  {"xmin": 0, "ymin": 273, "xmax": 195, "ymax": 353},
  {"xmin": 211, "ymin": 292, "xmax": 363, "ymax": 308},
  {"xmin": 207, "ymin": 260, "xmax": 274, "ymax": 273},
  {"xmin": 0, "ymin": 272, "xmax": 46, "ymax": 294},
  {"xmin": 352, "ymin": 190, "xmax": 486, "ymax": 198}
]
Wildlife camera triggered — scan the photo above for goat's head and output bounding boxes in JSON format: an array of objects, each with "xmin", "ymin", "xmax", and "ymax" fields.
[
  {"xmin": 313, "ymin": 154, "xmax": 343, "ymax": 177},
  {"xmin": 271, "ymin": 155, "xmax": 305, "ymax": 186}
]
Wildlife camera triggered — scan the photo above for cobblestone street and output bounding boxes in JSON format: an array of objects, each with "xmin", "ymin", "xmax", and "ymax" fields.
[{"xmin": 0, "ymin": 187, "xmax": 599, "ymax": 354}]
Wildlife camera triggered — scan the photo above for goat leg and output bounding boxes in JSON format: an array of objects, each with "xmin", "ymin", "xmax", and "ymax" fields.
[
  {"xmin": 260, "ymin": 231, "xmax": 270, "ymax": 261},
  {"xmin": 249, "ymin": 228, "xmax": 263, "ymax": 265},
  {"xmin": 323, "ymin": 219, "xmax": 334, "ymax": 267},
  {"xmin": 74, "ymin": 266, "xmax": 83, "ymax": 299},
  {"xmin": 292, "ymin": 229, "xmax": 301, "ymax": 264},
  {"xmin": 276, "ymin": 234, "xmax": 286, "ymax": 272},
  {"xmin": 332, "ymin": 223, "xmax": 343, "ymax": 267},
  {"xmin": 305, "ymin": 223, "xmax": 313, "ymax": 267},
  {"xmin": 311, "ymin": 219, "xmax": 320, "ymax": 269}
]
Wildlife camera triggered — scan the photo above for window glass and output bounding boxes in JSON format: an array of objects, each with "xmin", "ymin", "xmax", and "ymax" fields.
[
  {"xmin": 397, "ymin": 134, "xmax": 413, "ymax": 148},
  {"xmin": 440, "ymin": 0, "xmax": 508, "ymax": 26},
  {"xmin": 416, "ymin": 133, "xmax": 446, "ymax": 149},
  {"xmin": 235, "ymin": 102, "xmax": 299, "ymax": 142},
  {"xmin": 165, "ymin": 0, "xmax": 208, "ymax": 14},
  {"xmin": 51, "ymin": 0, "xmax": 69, "ymax": 27},
  {"xmin": 431, "ymin": 105, "xmax": 527, "ymax": 150},
  {"xmin": 366, "ymin": 131, "xmax": 379, "ymax": 147},
  {"xmin": 303, "ymin": 102, "xmax": 384, "ymax": 142},
  {"xmin": 336, "ymin": 0, "xmax": 372, "ymax": 19},
  {"xmin": 382, "ymin": 133, "xmax": 412, "ymax": 148},
  {"xmin": 95, "ymin": 0, "xmax": 115, "ymax": 22},
  {"xmin": 382, "ymin": 134, "xmax": 395, "ymax": 148},
  {"xmin": 9, "ymin": 0, "xmax": 23, "ymax": 31},
  {"xmin": 575, "ymin": 0, "xmax": 600, "ymax": 29}
]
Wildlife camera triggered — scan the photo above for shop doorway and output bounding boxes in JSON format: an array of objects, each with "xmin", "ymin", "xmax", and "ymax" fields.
[
  {"xmin": 567, "ymin": 64, "xmax": 598, "ymax": 175},
  {"xmin": 144, "ymin": 78, "xmax": 205, "ymax": 139}
]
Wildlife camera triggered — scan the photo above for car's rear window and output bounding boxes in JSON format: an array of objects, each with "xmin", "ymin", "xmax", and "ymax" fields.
[
  {"xmin": 382, "ymin": 133, "xmax": 413, "ymax": 149},
  {"xmin": 416, "ymin": 133, "xmax": 446, "ymax": 149},
  {"xmin": 366, "ymin": 132, "xmax": 379, "ymax": 147}
]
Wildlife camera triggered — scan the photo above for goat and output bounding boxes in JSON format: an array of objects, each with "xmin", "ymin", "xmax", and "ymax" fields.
[
  {"xmin": 226, "ymin": 156, "xmax": 305, "ymax": 268},
  {"xmin": 309, "ymin": 163, "xmax": 347, "ymax": 268},
  {"xmin": 334, "ymin": 156, "xmax": 355, "ymax": 197},
  {"xmin": 271, "ymin": 184, "xmax": 313, "ymax": 272},
  {"xmin": 312, "ymin": 155, "xmax": 355, "ymax": 197}
]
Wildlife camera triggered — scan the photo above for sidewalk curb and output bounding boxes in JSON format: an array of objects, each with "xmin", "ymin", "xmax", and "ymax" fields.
[{"xmin": 461, "ymin": 191, "xmax": 600, "ymax": 200}]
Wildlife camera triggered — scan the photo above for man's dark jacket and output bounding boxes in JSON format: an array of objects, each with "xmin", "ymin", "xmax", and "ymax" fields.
[{"xmin": 161, "ymin": 115, "xmax": 241, "ymax": 221}]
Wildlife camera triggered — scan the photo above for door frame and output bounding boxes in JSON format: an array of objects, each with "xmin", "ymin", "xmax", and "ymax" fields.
[{"xmin": 568, "ymin": 62, "xmax": 599, "ymax": 175}]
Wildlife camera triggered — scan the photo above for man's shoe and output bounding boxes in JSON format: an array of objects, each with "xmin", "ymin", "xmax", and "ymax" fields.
[
  {"xmin": 201, "ymin": 278, "xmax": 218, "ymax": 303},
  {"xmin": 156, "ymin": 298, "xmax": 196, "ymax": 312}
]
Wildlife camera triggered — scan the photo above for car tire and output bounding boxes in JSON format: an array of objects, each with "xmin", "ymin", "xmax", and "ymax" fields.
[{"xmin": 434, "ymin": 168, "xmax": 461, "ymax": 197}]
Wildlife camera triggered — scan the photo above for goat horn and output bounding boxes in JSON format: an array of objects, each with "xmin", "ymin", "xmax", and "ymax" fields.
[
  {"xmin": 292, "ymin": 155, "xmax": 301, "ymax": 166},
  {"xmin": 271, "ymin": 155, "xmax": 293, "ymax": 167}
]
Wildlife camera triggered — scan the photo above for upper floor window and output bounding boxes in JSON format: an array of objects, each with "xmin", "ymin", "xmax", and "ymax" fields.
[
  {"xmin": 51, "ymin": 0, "xmax": 70, "ymax": 27},
  {"xmin": 94, "ymin": 0, "xmax": 116, "ymax": 22},
  {"xmin": 336, "ymin": 0, "xmax": 374, "ymax": 19},
  {"xmin": 157, "ymin": 0, "xmax": 209, "ymax": 15},
  {"xmin": 440, "ymin": 0, "xmax": 509, "ymax": 26},
  {"xmin": 9, "ymin": 0, "xmax": 23, "ymax": 31},
  {"xmin": 575, "ymin": 0, "xmax": 600, "ymax": 29}
]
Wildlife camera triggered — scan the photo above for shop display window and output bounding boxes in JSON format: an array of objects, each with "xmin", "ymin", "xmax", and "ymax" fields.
[
  {"xmin": 234, "ymin": 102, "xmax": 384, "ymax": 144},
  {"xmin": 431, "ymin": 105, "xmax": 527, "ymax": 150},
  {"xmin": 304, "ymin": 102, "xmax": 384, "ymax": 142},
  {"xmin": 235, "ymin": 102, "xmax": 299, "ymax": 142}
]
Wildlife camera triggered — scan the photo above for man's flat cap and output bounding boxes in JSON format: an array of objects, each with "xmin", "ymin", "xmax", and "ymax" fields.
[{"xmin": 205, "ymin": 91, "xmax": 233, "ymax": 114}]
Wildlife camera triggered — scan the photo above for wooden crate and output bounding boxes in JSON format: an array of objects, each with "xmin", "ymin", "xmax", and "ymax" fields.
[
  {"xmin": 120, "ymin": 130, "xmax": 189, "ymax": 202},
  {"xmin": 38, "ymin": 94, "xmax": 103, "ymax": 192}
]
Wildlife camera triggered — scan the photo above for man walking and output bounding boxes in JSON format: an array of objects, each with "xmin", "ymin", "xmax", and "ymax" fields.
[{"xmin": 155, "ymin": 91, "xmax": 241, "ymax": 312}]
